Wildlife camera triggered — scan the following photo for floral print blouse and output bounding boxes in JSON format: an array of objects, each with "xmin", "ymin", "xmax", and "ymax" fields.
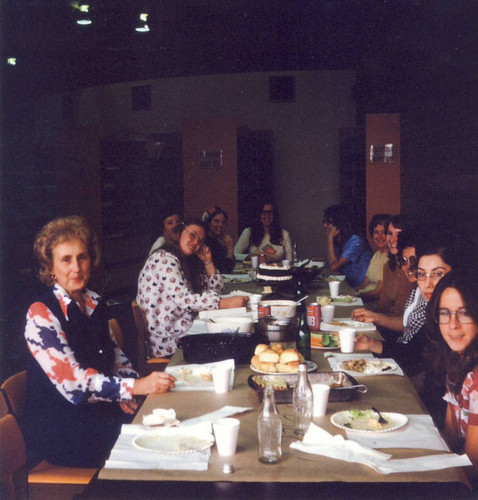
[
  {"xmin": 136, "ymin": 250, "xmax": 224, "ymax": 357},
  {"xmin": 25, "ymin": 285, "xmax": 137, "ymax": 404}
]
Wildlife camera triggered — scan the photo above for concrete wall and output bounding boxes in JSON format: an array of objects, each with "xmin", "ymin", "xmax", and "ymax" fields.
[{"xmin": 34, "ymin": 70, "xmax": 357, "ymax": 257}]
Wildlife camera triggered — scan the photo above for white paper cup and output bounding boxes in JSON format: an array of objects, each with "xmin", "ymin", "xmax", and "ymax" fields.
[
  {"xmin": 311, "ymin": 384, "xmax": 330, "ymax": 417},
  {"xmin": 321, "ymin": 305, "xmax": 335, "ymax": 323},
  {"xmin": 282, "ymin": 259, "xmax": 291, "ymax": 267},
  {"xmin": 213, "ymin": 418, "xmax": 240, "ymax": 456},
  {"xmin": 339, "ymin": 328, "xmax": 356, "ymax": 353},
  {"xmin": 328, "ymin": 280, "xmax": 340, "ymax": 298},
  {"xmin": 250, "ymin": 255, "xmax": 259, "ymax": 269},
  {"xmin": 212, "ymin": 366, "xmax": 232, "ymax": 394}
]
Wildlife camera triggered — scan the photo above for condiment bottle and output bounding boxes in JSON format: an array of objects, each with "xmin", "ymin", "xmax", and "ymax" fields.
[
  {"xmin": 258, "ymin": 385, "xmax": 282, "ymax": 463},
  {"xmin": 292, "ymin": 363, "xmax": 313, "ymax": 436},
  {"xmin": 296, "ymin": 304, "xmax": 311, "ymax": 361}
]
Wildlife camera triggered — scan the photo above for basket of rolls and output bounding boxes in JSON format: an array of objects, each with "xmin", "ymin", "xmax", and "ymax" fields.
[{"xmin": 250, "ymin": 343, "xmax": 304, "ymax": 374}]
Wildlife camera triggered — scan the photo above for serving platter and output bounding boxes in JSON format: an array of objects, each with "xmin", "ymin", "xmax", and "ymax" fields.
[
  {"xmin": 337, "ymin": 359, "xmax": 398, "ymax": 376},
  {"xmin": 320, "ymin": 318, "xmax": 376, "ymax": 332},
  {"xmin": 250, "ymin": 360, "xmax": 317, "ymax": 375},
  {"xmin": 133, "ymin": 431, "xmax": 214, "ymax": 454},
  {"xmin": 331, "ymin": 410, "xmax": 408, "ymax": 433}
]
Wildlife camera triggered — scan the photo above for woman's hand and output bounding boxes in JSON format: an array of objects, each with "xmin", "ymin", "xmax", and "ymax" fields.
[
  {"xmin": 119, "ymin": 397, "xmax": 139, "ymax": 415},
  {"xmin": 351, "ymin": 308, "xmax": 378, "ymax": 324},
  {"xmin": 133, "ymin": 372, "xmax": 176, "ymax": 396},
  {"xmin": 263, "ymin": 246, "xmax": 278, "ymax": 262},
  {"xmin": 354, "ymin": 334, "xmax": 383, "ymax": 354},
  {"xmin": 219, "ymin": 296, "xmax": 250, "ymax": 309},
  {"xmin": 326, "ymin": 224, "xmax": 340, "ymax": 240},
  {"xmin": 196, "ymin": 244, "xmax": 213, "ymax": 264},
  {"xmin": 219, "ymin": 234, "xmax": 234, "ymax": 251}
]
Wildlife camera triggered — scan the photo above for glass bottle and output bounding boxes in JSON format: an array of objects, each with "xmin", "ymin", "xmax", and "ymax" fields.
[
  {"xmin": 292, "ymin": 363, "xmax": 313, "ymax": 436},
  {"xmin": 296, "ymin": 304, "xmax": 311, "ymax": 361},
  {"xmin": 258, "ymin": 385, "xmax": 282, "ymax": 463},
  {"xmin": 292, "ymin": 242, "xmax": 299, "ymax": 264}
]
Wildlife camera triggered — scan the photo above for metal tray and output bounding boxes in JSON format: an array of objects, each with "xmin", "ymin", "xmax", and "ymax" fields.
[{"xmin": 248, "ymin": 371, "xmax": 367, "ymax": 404}]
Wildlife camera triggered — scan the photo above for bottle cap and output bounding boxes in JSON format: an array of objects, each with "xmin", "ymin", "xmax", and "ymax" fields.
[{"xmin": 298, "ymin": 363, "xmax": 307, "ymax": 372}]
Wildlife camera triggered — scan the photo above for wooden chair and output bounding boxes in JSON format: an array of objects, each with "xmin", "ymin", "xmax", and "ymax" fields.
[
  {"xmin": 131, "ymin": 300, "xmax": 170, "ymax": 376},
  {"xmin": 108, "ymin": 318, "xmax": 123, "ymax": 349},
  {"xmin": 1, "ymin": 371, "xmax": 97, "ymax": 498},
  {"xmin": 0, "ymin": 389, "xmax": 10, "ymax": 418},
  {"xmin": 0, "ymin": 414, "xmax": 28, "ymax": 500}
]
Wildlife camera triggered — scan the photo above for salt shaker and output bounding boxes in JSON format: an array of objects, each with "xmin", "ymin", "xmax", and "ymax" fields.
[
  {"xmin": 257, "ymin": 385, "xmax": 282, "ymax": 463},
  {"xmin": 292, "ymin": 363, "xmax": 313, "ymax": 436}
]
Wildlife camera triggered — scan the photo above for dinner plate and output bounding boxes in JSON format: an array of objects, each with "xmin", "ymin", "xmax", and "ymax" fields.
[
  {"xmin": 337, "ymin": 359, "xmax": 398, "ymax": 375},
  {"xmin": 331, "ymin": 410, "xmax": 408, "ymax": 433},
  {"xmin": 311, "ymin": 332, "xmax": 340, "ymax": 350},
  {"xmin": 250, "ymin": 360, "xmax": 317, "ymax": 375},
  {"xmin": 332, "ymin": 295, "xmax": 354, "ymax": 303},
  {"xmin": 320, "ymin": 318, "xmax": 376, "ymax": 332},
  {"xmin": 133, "ymin": 431, "xmax": 215, "ymax": 454}
]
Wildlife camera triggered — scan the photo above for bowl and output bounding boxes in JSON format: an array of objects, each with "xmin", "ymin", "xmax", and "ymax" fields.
[
  {"xmin": 205, "ymin": 317, "xmax": 253, "ymax": 334},
  {"xmin": 255, "ymin": 316, "xmax": 298, "ymax": 342},
  {"xmin": 258, "ymin": 300, "xmax": 297, "ymax": 318}
]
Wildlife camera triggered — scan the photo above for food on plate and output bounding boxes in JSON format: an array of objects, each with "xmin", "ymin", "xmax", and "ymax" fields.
[
  {"xmin": 333, "ymin": 295, "xmax": 354, "ymax": 303},
  {"xmin": 251, "ymin": 376, "xmax": 288, "ymax": 391},
  {"xmin": 342, "ymin": 359, "xmax": 368, "ymax": 373},
  {"xmin": 341, "ymin": 409, "xmax": 387, "ymax": 430},
  {"xmin": 311, "ymin": 332, "xmax": 339, "ymax": 349},
  {"xmin": 251, "ymin": 345, "xmax": 304, "ymax": 373},
  {"xmin": 341, "ymin": 359, "xmax": 396, "ymax": 374},
  {"xmin": 330, "ymin": 320, "xmax": 351, "ymax": 327},
  {"xmin": 317, "ymin": 295, "xmax": 332, "ymax": 306},
  {"xmin": 256, "ymin": 263, "xmax": 293, "ymax": 282}
]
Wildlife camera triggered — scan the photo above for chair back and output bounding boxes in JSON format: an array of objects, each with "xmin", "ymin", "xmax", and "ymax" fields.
[
  {"xmin": 108, "ymin": 318, "xmax": 123, "ymax": 350},
  {"xmin": 0, "ymin": 389, "xmax": 10, "ymax": 418},
  {"xmin": 131, "ymin": 300, "xmax": 148, "ymax": 376},
  {"xmin": 0, "ymin": 414, "xmax": 28, "ymax": 499},
  {"xmin": 1, "ymin": 371, "xmax": 27, "ymax": 420}
]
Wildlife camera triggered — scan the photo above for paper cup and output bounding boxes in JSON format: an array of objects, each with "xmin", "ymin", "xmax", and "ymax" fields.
[
  {"xmin": 311, "ymin": 384, "xmax": 330, "ymax": 417},
  {"xmin": 250, "ymin": 255, "xmax": 259, "ymax": 269},
  {"xmin": 212, "ymin": 366, "xmax": 232, "ymax": 394},
  {"xmin": 339, "ymin": 328, "xmax": 356, "ymax": 353},
  {"xmin": 213, "ymin": 418, "xmax": 240, "ymax": 456},
  {"xmin": 328, "ymin": 280, "xmax": 340, "ymax": 298},
  {"xmin": 321, "ymin": 305, "xmax": 335, "ymax": 323}
]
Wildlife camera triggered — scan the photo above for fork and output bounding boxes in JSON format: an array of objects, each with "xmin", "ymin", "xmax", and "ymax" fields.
[{"xmin": 371, "ymin": 407, "xmax": 388, "ymax": 424}]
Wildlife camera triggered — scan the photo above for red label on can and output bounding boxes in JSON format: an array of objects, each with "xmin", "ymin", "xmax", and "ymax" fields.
[
  {"xmin": 307, "ymin": 303, "xmax": 321, "ymax": 331},
  {"xmin": 257, "ymin": 305, "xmax": 271, "ymax": 318}
]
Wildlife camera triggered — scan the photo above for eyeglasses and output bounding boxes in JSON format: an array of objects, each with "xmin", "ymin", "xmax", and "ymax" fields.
[
  {"xmin": 184, "ymin": 227, "xmax": 204, "ymax": 246},
  {"xmin": 414, "ymin": 270, "xmax": 447, "ymax": 281},
  {"xmin": 261, "ymin": 210, "xmax": 274, "ymax": 215},
  {"xmin": 437, "ymin": 308, "xmax": 474, "ymax": 324},
  {"xmin": 398, "ymin": 255, "xmax": 416, "ymax": 266}
]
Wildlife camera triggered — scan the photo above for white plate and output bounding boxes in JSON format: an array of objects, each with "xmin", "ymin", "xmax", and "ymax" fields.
[
  {"xmin": 332, "ymin": 295, "xmax": 354, "ymax": 303},
  {"xmin": 311, "ymin": 333, "xmax": 340, "ymax": 350},
  {"xmin": 250, "ymin": 360, "xmax": 317, "ymax": 375},
  {"xmin": 337, "ymin": 359, "xmax": 398, "ymax": 375},
  {"xmin": 320, "ymin": 318, "xmax": 376, "ymax": 332},
  {"xmin": 133, "ymin": 431, "xmax": 214, "ymax": 454},
  {"xmin": 331, "ymin": 410, "xmax": 408, "ymax": 433}
]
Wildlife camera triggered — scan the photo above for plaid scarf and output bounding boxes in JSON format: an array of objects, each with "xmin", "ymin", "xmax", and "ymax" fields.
[{"xmin": 398, "ymin": 287, "xmax": 427, "ymax": 343}]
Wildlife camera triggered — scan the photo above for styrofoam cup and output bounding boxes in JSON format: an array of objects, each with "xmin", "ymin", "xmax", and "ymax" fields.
[
  {"xmin": 339, "ymin": 328, "xmax": 356, "ymax": 353},
  {"xmin": 321, "ymin": 305, "xmax": 335, "ymax": 323},
  {"xmin": 251, "ymin": 255, "xmax": 259, "ymax": 269},
  {"xmin": 328, "ymin": 281, "xmax": 340, "ymax": 298},
  {"xmin": 311, "ymin": 384, "xmax": 330, "ymax": 417},
  {"xmin": 212, "ymin": 366, "xmax": 232, "ymax": 394},
  {"xmin": 213, "ymin": 418, "xmax": 240, "ymax": 456}
]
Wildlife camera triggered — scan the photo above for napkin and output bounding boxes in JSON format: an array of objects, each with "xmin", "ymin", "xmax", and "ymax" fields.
[
  {"xmin": 290, "ymin": 423, "xmax": 471, "ymax": 475},
  {"xmin": 142, "ymin": 408, "xmax": 180, "ymax": 427},
  {"xmin": 103, "ymin": 422, "xmax": 212, "ymax": 471},
  {"xmin": 324, "ymin": 352, "xmax": 404, "ymax": 377},
  {"xmin": 166, "ymin": 359, "xmax": 235, "ymax": 391},
  {"xmin": 198, "ymin": 307, "xmax": 247, "ymax": 319},
  {"xmin": 347, "ymin": 414, "xmax": 449, "ymax": 451},
  {"xmin": 180, "ymin": 405, "xmax": 253, "ymax": 427}
]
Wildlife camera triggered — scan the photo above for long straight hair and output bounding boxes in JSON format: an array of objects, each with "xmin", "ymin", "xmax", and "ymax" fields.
[{"xmin": 250, "ymin": 201, "xmax": 283, "ymax": 247}]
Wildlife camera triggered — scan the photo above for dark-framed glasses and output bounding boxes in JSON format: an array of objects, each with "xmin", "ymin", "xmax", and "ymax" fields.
[
  {"xmin": 398, "ymin": 255, "xmax": 416, "ymax": 267},
  {"xmin": 437, "ymin": 308, "xmax": 474, "ymax": 324},
  {"xmin": 414, "ymin": 270, "xmax": 447, "ymax": 281},
  {"xmin": 184, "ymin": 227, "xmax": 204, "ymax": 245}
]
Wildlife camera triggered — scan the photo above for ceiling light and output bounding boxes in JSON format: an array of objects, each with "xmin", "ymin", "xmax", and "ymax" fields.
[
  {"xmin": 135, "ymin": 12, "xmax": 150, "ymax": 32},
  {"xmin": 76, "ymin": 1, "xmax": 92, "ymax": 25},
  {"xmin": 7, "ymin": 58, "xmax": 17, "ymax": 66}
]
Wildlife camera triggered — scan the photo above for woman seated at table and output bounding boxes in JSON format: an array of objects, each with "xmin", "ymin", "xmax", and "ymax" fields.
[
  {"xmin": 234, "ymin": 200, "xmax": 292, "ymax": 263},
  {"xmin": 138, "ymin": 218, "xmax": 249, "ymax": 357},
  {"xmin": 23, "ymin": 216, "xmax": 176, "ymax": 468},
  {"xmin": 149, "ymin": 208, "xmax": 182, "ymax": 255},
  {"xmin": 323, "ymin": 204, "xmax": 373, "ymax": 288},
  {"xmin": 202, "ymin": 206, "xmax": 235, "ymax": 273},
  {"xmin": 426, "ymin": 271, "xmax": 478, "ymax": 479},
  {"xmin": 356, "ymin": 213, "xmax": 391, "ymax": 301}
]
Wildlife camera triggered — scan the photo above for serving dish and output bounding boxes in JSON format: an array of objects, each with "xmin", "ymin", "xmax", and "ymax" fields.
[
  {"xmin": 330, "ymin": 410, "xmax": 408, "ymax": 433},
  {"xmin": 258, "ymin": 300, "xmax": 297, "ymax": 318},
  {"xmin": 250, "ymin": 360, "xmax": 317, "ymax": 375},
  {"xmin": 205, "ymin": 316, "xmax": 253, "ymax": 334},
  {"xmin": 248, "ymin": 371, "xmax": 367, "ymax": 403},
  {"xmin": 178, "ymin": 333, "xmax": 268, "ymax": 364}
]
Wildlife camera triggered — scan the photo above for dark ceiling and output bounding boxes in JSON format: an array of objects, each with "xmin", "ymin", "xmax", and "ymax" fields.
[{"xmin": 2, "ymin": 0, "xmax": 476, "ymax": 99}]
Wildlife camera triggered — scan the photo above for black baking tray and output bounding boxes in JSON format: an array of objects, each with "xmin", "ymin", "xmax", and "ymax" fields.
[
  {"xmin": 178, "ymin": 333, "xmax": 269, "ymax": 365},
  {"xmin": 248, "ymin": 371, "xmax": 367, "ymax": 403}
]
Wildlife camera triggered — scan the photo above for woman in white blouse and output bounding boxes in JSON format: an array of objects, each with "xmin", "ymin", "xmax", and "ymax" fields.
[{"xmin": 234, "ymin": 201, "xmax": 292, "ymax": 263}]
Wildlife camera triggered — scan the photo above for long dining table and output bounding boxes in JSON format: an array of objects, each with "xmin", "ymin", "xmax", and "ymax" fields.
[{"xmin": 82, "ymin": 270, "xmax": 473, "ymax": 499}]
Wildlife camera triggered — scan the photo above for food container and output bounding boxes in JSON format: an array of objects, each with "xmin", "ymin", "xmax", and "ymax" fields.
[
  {"xmin": 178, "ymin": 333, "xmax": 269, "ymax": 365},
  {"xmin": 255, "ymin": 316, "xmax": 298, "ymax": 343},
  {"xmin": 205, "ymin": 317, "xmax": 253, "ymax": 334},
  {"xmin": 248, "ymin": 371, "xmax": 367, "ymax": 403},
  {"xmin": 258, "ymin": 300, "xmax": 297, "ymax": 318}
]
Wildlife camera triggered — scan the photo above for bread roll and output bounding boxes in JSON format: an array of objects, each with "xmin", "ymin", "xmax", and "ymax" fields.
[
  {"xmin": 259, "ymin": 348, "xmax": 280, "ymax": 363},
  {"xmin": 270, "ymin": 343, "xmax": 284, "ymax": 353},
  {"xmin": 254, "ymin": 344, "xmax": 269, "ymax": 356},
  {"xmin": 279, "ymin": 348, "xmax": 300, "ymax": 364},
  {"xmin": 286, "ymin": 360, "xmax": 300, "ymax": 372},
  {"xmin": 251, "ymin": 355, "xmax": 261, "ymax": 369},
  {"xmin": 275, "ymin": 363, "xmax": 291, "ymax": 373},
  {"xmin": 259, "ymin": 362, "xmax": 278, "ymax": 372}
]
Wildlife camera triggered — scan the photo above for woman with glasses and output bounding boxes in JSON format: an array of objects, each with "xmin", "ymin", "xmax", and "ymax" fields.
[
  {"xmin": 356, "ymin": 213, "xmax": 391, "ymax": 300},
  {"xmin": 426, "ymin": 271, "xmax": 478, "ymax": 479},
  {"xmin": 234, "ymin": 201, "xmax": 292, "ymax": 263},
  {"xmin": 202, "ymin": 206, "xmax": 235, "ymax": 273},
  {"xmin": 322, "ymin": 204, "xmax": 373, "ymax": 288},
  {"xmin": 137, "ymin": 218, "xmax": 249, "ymax": 357}
]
